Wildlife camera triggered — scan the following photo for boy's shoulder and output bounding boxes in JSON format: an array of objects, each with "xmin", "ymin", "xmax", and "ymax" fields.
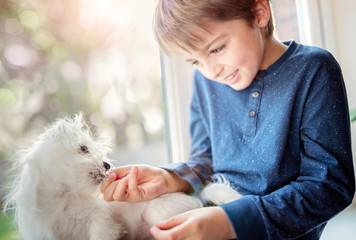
[{"xmin": 291, "ymin": 41, "xmax": 337, "ymax": 65}]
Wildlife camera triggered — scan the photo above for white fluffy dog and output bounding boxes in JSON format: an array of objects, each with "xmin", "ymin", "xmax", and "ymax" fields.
[{"xmin": 4, "ymin": 114, "xmax": 241, "ymax": 240}]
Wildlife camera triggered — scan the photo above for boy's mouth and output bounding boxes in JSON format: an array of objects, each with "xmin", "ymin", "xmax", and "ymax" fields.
[{"xmin": 219, "ymin": 70, "xmax": 238, "ymax": 84}]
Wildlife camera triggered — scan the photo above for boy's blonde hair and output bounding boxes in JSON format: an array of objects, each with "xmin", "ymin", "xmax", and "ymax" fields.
[{"xmin": 153, "ymin": 0, "xmax": 274, "ymax": 54}]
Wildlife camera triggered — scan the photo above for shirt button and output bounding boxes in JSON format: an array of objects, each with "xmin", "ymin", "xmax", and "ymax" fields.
[
  {"xmin": 249, "ymin": 110, "xmax": 256, "ymax": 117},
  {"xmin": 252, "ymin": 91, "xmax": 260, "ymax": 98}
]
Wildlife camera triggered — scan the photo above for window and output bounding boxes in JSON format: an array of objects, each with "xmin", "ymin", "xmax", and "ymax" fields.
[
  {"xmin": 271, "ymin": 0, "xmax": 300, "ymax": 42},
  {"xmin": 273, "ymin": 0, "xmax": 338, "ymax": 56}
]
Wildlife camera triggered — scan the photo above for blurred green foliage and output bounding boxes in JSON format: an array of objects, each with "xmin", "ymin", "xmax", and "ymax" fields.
[
  {"xmin": 351, "ymin": 109, "xmax": 356, "ymax": 123},
  {"xmin": 0, "ymin": 210, "xmax": 18, "ymax": 240}
]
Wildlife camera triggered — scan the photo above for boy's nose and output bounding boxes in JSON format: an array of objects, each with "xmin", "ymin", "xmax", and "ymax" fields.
[{"xmin": 206, "ymin": 64, "xmax": 223, "ymax": 80}]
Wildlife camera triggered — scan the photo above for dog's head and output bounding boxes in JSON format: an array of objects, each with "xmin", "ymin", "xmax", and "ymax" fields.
[
  {"xmin": 3, "ymin": 113, "xmax": 114, "ymax": 237},
  {"xmin": 23, "ymin": 113, "xmax": 113, "ymax": 194}
]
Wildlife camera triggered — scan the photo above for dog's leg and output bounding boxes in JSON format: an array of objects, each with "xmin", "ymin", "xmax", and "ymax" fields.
[{"xmin": 142, "ymin": 192, "xmax": 203, "ymax": 226}]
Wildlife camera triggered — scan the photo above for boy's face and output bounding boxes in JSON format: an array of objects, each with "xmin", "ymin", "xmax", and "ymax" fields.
[{"xmin": 182, "ymin": 19, "xmax": 266, "ymax": 91}]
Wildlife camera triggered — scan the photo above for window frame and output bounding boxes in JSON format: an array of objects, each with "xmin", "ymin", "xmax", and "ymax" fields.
[
  {"xmin": 161, "ymin": 53, "xmax": 195, "ymax": 163},
  {"xmin": 296, "ymin": 0, "xmax": 337, "ymax": 56}
]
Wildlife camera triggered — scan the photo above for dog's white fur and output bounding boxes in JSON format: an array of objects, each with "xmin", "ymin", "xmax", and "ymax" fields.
[{"xmin": 4, "ymin": 114, "xmax": 241, "ymax": 240}]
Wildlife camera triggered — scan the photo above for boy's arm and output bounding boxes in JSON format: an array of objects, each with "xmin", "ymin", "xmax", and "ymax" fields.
[{"xmin": 163, "ymin": 156, "xmax": 213, "ymax": 194}]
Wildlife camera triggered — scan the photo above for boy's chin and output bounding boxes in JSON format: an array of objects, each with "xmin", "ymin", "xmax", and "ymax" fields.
[
  {"xmin": 228, "ymin": 83, "xmax": 245, "ymax": 91},
  {"xmin": 227, "ymin": 79, "xmax": 253, "ymax": 91}
]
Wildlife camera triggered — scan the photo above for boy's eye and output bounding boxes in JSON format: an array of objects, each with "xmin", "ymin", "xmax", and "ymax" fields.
[
  {"xmin": 191, "ymin": 60, "xmax": 200, "ymax": 67},
  {"xmin": 211, "ymin": 45, "xmax": 224, "ymax": 54}
]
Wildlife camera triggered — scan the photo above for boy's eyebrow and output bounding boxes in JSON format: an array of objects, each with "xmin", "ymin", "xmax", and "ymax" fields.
[
  {"xmin": 202, "ymin": 33, "xmax": 227, "ymax": 52},
  {"xmin": 184, "ymin": 33, "xmax": 227, "ymax": 63}
]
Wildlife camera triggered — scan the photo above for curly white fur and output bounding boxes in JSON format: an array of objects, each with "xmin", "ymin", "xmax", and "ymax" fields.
[{"xmin": 3, "ymin": 113, "xmax": 241, "ymax": 240}]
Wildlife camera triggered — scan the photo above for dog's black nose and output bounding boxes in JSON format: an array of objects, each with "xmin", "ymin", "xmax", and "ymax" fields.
[{"xmin": 103, "ymin": 161, "xmax": 111, "ymax": 170}]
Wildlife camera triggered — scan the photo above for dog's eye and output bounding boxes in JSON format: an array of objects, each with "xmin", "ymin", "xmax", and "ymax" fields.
[{"xmin": 80, "ymin": 145, "xmax": 89, "ymax": 154}]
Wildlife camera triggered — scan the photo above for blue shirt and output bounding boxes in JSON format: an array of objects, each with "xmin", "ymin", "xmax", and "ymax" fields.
[{"xmin": 164, "ymin": 40, "xmax": 355, "ymax": 239}]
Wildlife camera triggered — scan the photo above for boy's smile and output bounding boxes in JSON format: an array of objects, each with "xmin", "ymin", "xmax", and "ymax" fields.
[{"xmin": 217, "ymin": 69, "xmax": 239, "ymax": 85}]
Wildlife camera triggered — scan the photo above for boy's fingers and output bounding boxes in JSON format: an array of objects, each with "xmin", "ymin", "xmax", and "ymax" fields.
[
  {"xmin": 101, "ymin": 172, "xmax": 118, "ymax": 194},
  {"xmin": 113, "ymin": 176, "xmax": 129, "ymax": 201},
  {"xmin": 102, "ymin": 181, "xmax": 118, "ymax": 202},
  {"xmin": 107, "ymin": 171, "xmax": 117, "ymax": 181},
  {"xmin": 101, "ymin": 180, "xmax": 111, "ymax": 194},
  {"xmin": 151, "ymin": 225, "xmax": 180, "ymax": 240},
  {"xmin": 111, "ymin": 166, "xmax": 133, "ymax": 180},
  {"xmin": 128, "ymin": 166, "xmax": 140, "ymax": 200},
  {"xmin": 151, "ymin": 216, "xmax": 188, "ymax": 240},
  {"xmin": 150, "ymin": 226, "xmax": 169, "ymax": 239},
  {"xmin": 155, "ymin": 214, "xmax": 185, "ymax": 230}
]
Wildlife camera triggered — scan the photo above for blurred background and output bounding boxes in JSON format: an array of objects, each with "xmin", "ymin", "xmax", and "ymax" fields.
[
  {"xmin": 0, "ymin": 0, "xmax": 167, "ymax": 238},
  {"xmin": 0, "ymin": 0, "xmax": 355, "ymax": 239}
]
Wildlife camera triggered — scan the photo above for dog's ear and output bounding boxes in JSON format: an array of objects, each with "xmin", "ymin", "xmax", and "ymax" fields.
[
  {"xmin": 74, "ymin": 112, "xmax": 84, "ymax": 126},
  {"xmin": 73, "ymin": 112, "xmax": 91, "ymax": 132},
  {"xmin": 45, "ymin": 113, "xmax": 85, "ymax": 144}
]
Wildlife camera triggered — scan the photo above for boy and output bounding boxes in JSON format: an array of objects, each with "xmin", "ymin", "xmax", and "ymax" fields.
[{"xmin": 102, "ymin": 0, "xmax": 355, "ymax": 239}]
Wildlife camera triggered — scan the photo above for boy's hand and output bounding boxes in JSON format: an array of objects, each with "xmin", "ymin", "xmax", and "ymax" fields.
[
  {"xmin": 101, "ymin": 165, "xmax": 190, "ymax": 202},
  {"xmin": 150, "ymin": 206, "xmax": 236, "ymax": 240}
]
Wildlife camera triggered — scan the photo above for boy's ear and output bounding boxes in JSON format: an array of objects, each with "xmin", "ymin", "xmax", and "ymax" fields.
[{"xmin": 252, "ymin": 0, "xmax": 271, "ymax": 28}]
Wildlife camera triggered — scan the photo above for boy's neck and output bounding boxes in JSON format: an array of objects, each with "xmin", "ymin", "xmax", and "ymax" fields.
[{"xmin": 260, "ymin": 36, "xmax": 288, "ymax": 71}]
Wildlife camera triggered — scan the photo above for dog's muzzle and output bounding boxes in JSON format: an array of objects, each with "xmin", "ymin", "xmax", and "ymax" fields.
[{"xmin": 89, "ymin": 161, "xmax": 111, "ymax": 184}]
